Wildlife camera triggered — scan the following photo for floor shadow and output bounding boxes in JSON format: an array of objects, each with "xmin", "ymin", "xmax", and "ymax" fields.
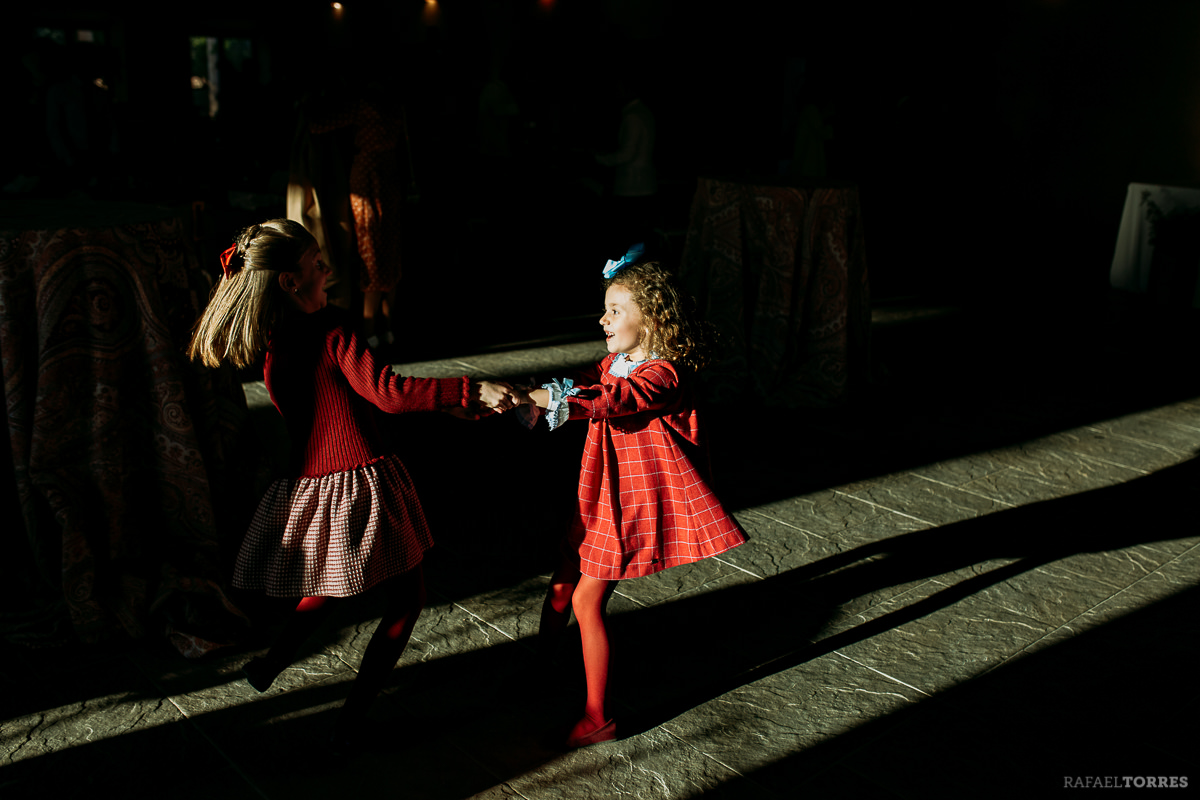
[
  {"xmin": 0, "ymin": 618, "xmax": 576, "ymax": 799},
  {"xmin": 5, "ymin": 458, "xmax": 1196, "ymax": 798},
  {"xmin": 609, "ymin": 454, "xmax": 1200, "ymax": 738},
  {"xmin": 705, "ymin": 584, "xmax": 1200, "ymax": 799}
]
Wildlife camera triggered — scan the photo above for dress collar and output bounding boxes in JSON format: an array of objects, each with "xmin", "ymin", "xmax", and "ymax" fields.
[{"xmin": 608, "ymin": 352, "xmax": 650, "ymax": 378}]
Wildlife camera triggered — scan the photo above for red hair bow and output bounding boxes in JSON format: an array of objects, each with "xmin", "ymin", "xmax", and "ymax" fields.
[{"xmin": 219, "ymin": 244, "xmax": 240, "ymax": 279}]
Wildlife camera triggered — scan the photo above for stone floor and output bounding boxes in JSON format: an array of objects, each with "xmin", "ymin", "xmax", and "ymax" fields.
[{"xmin": 4, "ymin": 292, "xmax": 1200, "ymax": 799}]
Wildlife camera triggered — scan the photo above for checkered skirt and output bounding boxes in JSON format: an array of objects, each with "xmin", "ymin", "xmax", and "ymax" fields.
[{"xmin": 233, "ymin": 454, "xmax": 433, "ymax": 598}]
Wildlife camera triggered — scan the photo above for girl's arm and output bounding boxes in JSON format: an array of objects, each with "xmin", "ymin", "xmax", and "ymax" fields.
[
  {"xmin": 565, "ymin": 361, "xmax": 681, "ymax": 420},
  {"xmin": 331, "ymin": 324, "xmax": 484, "ymax": 413},
  {"xmin": 472, "ymin": 380, "xmax": 519, "ymax": 410},
  {"xmin": 520, "ymin": 359, "xmax": 603, "ymax": 409},
  {"xmin": 521, "ymin": 360, "xmax": 675, "ymax": 430}
]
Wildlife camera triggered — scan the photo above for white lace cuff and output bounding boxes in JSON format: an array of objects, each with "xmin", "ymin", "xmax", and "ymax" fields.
[{"xmin": 544, "ymin": 377, "xmax": 579, "ymax": 431}]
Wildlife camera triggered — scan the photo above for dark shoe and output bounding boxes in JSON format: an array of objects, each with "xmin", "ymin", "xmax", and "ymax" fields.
[
  {"xmin": 242, "ymin": 657, "xmax": 284, "ymax": 692},
  {"xmin": 566, "ymin": 719, "xmax": 617, "ymax": 749}
]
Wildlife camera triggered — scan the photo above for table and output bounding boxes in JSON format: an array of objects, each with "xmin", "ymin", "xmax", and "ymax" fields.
[
  {"xmin": 679, "ymin": 176, "xmax": 870, "ymax": 407},
  {"xmin": 1110, "ymin": 182, "xmax": 1200, "ymax": 307},
  {"xmin": 1, "ymin": 198, "xmax": 250, "ymax": 656}
]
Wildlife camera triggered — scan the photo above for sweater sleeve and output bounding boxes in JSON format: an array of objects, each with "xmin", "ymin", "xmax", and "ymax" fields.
[
  {"xmin": 565, "ymin": 361, "xmax": 680, "ymax": 420},
  {"xmin": 330, "ymin": 324, "xmax": 468, "ymax": 413}
]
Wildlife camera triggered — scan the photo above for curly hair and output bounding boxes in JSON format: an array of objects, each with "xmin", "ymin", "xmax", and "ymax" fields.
[
  {"xmin": 187, "ymin": 219, "xmax": 316, "ymax": 369},
  {"xmin": 605, "ymin": 261, "xmax": 714, "ymax": 372}
]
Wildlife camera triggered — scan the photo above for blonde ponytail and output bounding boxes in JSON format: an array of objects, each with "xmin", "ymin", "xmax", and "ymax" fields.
[{"xmin": 187, "ymin": 219, "xmax": 315, "ymax": 369}]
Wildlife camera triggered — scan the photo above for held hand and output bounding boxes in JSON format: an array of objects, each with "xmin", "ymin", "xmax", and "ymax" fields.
[
  {"xmin": 509, "ymin": 385, "xmax": 541, "ymax": 408},
  {"xmin": 509, "ymin": 385, "xmax": 550, "ymax": 409},
  {"xmin": 472, "ymin": 380, "xmax": 519, "ymax": 412}
]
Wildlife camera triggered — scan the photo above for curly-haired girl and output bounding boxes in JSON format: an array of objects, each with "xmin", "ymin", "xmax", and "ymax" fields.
[{"xmin": 520, "ymin": 244, "xmax": 747, "ymax": 749}]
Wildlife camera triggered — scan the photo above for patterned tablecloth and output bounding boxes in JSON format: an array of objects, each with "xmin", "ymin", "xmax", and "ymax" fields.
[
  {"xmin": 0, "ymin": 199, "xmax": 251, "ymax": 656},
  {"xmin": 679, "ymin": 176, "xmax": 870, "ymax": 407}
]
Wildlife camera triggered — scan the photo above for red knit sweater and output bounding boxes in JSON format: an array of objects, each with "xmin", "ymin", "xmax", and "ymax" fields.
[{"xmin": 264, "ymin": 306, "xmax": 469, "ymax": 478}]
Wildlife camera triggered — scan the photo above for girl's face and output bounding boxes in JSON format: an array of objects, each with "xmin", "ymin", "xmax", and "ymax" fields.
[
  {"xmin": 600, "ymin": 283, "xmax": 647, "ymax": 360},
  {"xmin": 283, "ymin": 243, "xmax": 330, "ymax": 313}
]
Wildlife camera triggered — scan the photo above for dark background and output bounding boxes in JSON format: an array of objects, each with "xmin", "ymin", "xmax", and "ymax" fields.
[
  {"xmin": 2, "ymin": 8, "xmax": 1199, "ymax": 787},
  {"xmin": 5, "ymin": 0, "xmax": 1200, "ymax": 356}
]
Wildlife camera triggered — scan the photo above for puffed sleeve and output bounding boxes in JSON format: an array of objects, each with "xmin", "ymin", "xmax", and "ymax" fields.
[
  {"xmin": 329, "ymin": 323, "xmax": 469, "ymax": 413},
  {"xmin": 565, "ymin": 360, "xmax": 681, "ymax": 420}
]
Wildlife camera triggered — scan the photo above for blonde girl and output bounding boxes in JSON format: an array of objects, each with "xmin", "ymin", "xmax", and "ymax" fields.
[{"xmin": 189, "ymin": 219, "xmax": 516, "ymax": 743}]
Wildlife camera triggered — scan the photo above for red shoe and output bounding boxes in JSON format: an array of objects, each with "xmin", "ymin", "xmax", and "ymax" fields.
[{"xmin": 566, "ymin": 719, "xmax": 617, "ymax": 749}]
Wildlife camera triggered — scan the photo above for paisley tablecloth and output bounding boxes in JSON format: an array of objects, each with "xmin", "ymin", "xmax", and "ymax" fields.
[
  {"xmin": 679, "ymin": 177, "xmax": 870, "ymax": 407},
  {"xmin": 0, "ymin": 199, "xmax": 251, "ymax": 656}
]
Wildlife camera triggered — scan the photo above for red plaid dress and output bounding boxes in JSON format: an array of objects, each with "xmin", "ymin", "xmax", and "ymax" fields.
[
  {"xmin": 564, "ymin": 354, "xmax": 747, "ymax": 580},
  {"xmin": 233, "ymin": 306, "xmax": 469, "ymax": 598}
]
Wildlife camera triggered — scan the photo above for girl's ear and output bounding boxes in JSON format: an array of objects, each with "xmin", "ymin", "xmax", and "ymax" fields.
[{"xmin": 278, "ymin": 272, "xmax": 293, "ymax": 294}]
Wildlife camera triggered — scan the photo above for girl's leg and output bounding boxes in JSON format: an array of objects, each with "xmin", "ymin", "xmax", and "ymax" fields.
[
  {"xmin": 244, "ymin": 595, "xmax": 335, "ymax": 691},
  {"xmin": 337, "ymin": 567, "xmax": 426, "ymax": 728},
  {"xmin": 539, "ymin": 559, "xmax": 581, "ymax": 648},
  {"xmin": 568, "ymin": 575, "xmax": 618, "ymax": 744}
]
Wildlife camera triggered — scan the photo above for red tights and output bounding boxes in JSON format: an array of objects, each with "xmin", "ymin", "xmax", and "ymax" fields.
[{"xmin": 540, "ymin": 561, "xmax": 616, "ymax": 741}]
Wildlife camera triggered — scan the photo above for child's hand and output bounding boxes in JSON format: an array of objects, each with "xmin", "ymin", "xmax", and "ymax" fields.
[
  {"xmin": 508, "ymin": 384, "xmax": 541, "ymax": 407},
  {"xmin": 512, "ymin": 385, "xmax": 550, "ymax": 409},
  {"xmin": 472, "ymin": 380, "xmax": 520, "ymax": 412}
]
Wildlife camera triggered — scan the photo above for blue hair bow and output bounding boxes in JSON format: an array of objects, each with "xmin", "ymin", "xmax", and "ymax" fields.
[{"xmin": 602, "ymin": 242, "xmax": 645, "ymax": 279}]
